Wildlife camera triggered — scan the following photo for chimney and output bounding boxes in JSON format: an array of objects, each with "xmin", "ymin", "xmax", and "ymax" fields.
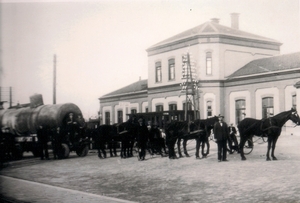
[
  {"xmin": 210, "ymin": 18, "xmax": 220, "ymax": 24},
  {"xmin": 231, "ymin": 13, "xmax": 239, "ymax": 29}
]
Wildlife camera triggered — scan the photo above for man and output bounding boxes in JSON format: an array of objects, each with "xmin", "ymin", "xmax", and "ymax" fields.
[
  {"xmin": 52, "ymin": 127, "xmax": 63, "ymax": 159},
  {"xmin": 213, "ymin": 114, "xmax": 229, "ymax": 162},
  {"xmin": 76, "ymin": 115, "xmax": 86, "ymax": 141},
  {"xmin": 148, "ymin": 123, "xmax": 167, "ymax": 157},
  {"xmin": 66, "ymin": 113, "xmax": 77, "ymax": 146},
  {"xmin": 136, "ymin": 118, "xmax": 149, "ymax": 161},
  {"xmin": 228, "ymin": 123, "xmax": 239, "ymax": 153},
  {"xmin": 37, "ymin": 125, "xmax": 50, "ymax": 160}
]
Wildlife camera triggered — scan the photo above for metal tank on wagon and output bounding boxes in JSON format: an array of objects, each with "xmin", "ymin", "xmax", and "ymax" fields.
[{"xmin": 0, "ymin": 94, "xmax": 89, "ymax": 160}]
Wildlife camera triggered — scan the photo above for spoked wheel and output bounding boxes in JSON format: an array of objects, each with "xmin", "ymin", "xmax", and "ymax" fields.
[{"xmin": 244, "ymin": 139, "xmax": 254, "ymax": 155}]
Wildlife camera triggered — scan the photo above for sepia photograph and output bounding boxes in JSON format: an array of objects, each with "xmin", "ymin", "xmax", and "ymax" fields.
[{"xmin": 1, "ymin": 0, "xmax": 300, "ymax": 202}]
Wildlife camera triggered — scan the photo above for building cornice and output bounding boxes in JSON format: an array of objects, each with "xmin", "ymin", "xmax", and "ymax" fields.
[
  {"xmin": 225, "ymin": 69, "xmax": 300, "ymax": 87},
  {"xmin": 227, "ymin": 67, "xmax": 300, "ymax": 80},
  {"xmin": 147, "ymin": 34, "xmax": 281, "ymax": 56},
  {"xmin": 99, "ymin": 90, "xmax": 147, "ymax": 101}
]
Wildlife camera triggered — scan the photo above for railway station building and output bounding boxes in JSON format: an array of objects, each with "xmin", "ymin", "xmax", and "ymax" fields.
[{"xmin": 99, "ymin": 14, "xmax": 300, "ymax": 134}]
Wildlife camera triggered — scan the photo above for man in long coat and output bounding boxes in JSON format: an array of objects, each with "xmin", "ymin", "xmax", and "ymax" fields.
[{"xmin": 213, "ymin": 115, "xmax": 229, "ymax": 162}]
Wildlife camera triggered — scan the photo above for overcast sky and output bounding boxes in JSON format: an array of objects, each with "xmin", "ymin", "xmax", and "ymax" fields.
[{"xmin": 1, "ymin": 0, "xmax": 299, "ymax": 119}]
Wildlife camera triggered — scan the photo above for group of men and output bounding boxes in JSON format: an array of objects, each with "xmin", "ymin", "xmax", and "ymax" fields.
[
  {"xmin": 37, "ymin": 113, "xmax": 86, "ymax": 160},
  {"xmin": 213, "ymin": 114, "xmax": 239, "ymax": 162},
  {"xmin": 135, "ymin": 115, "xmax": 239, "ymax": 162},
  {"xmin": 36, "ymin": 125, "xmax": 64, "ymax": 160},
  {"xmin": 136, "ymin": 118, "xmax": 168, "ymax": 161}
]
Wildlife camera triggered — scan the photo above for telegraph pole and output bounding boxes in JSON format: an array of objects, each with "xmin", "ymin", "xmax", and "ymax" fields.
[{"xmin": 53, "ymin": 54, "xmax": 56, "ymax": 104}]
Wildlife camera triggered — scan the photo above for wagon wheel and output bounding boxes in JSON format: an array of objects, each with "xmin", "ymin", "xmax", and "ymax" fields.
[
  {"xmin": 12, "ymin": 145, "xmax": 23, "ymax": 160},
  {"xmin": 57, "ymin": 143, "xmax": 70, "ymax": 159},
  {"xmin": 76, "ymin": 145, "xmax": 89, "ymax": 157},
  {"xmin": 243, "ymin": 138, "xmax": 254, "ymax": 155}
]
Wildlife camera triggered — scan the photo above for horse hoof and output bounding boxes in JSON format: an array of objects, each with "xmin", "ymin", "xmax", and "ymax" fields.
[
  {"xmin": 185, "ymin": 154, "xmax": 190, "ymax": 157},
  {"xmin": 196, "ymin": 157, "xmax": 201, "ymax": 159},
  {"xmin": 242, "ymin": 157, "xmax": 246, "ymax": 161},
  {"xmin": 272, "ymin": 157, "xmax": 278, "ymax": 161}
]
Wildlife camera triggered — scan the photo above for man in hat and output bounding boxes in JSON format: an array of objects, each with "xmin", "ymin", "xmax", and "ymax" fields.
[
  {"xmin": 136, "ymin": 118, "xmax": 149, "ymax": 160},
  {"xmin": 37, "ymin": 125, "xmax": 50, "ymax": 160},
  {"xmin": 213, "ymin": 114, "xmax": 229, "ymax": 162}
]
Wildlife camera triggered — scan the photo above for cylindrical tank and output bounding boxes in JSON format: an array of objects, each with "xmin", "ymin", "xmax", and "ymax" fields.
[{"xmin": 0, "ymin": 103, "xmax": 82, "ymax": 135}]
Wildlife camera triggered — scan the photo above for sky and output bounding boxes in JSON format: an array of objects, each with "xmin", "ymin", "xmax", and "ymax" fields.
[{"xmin": 1, "ymin": 0, "xmax": 300, "ymax": 119}]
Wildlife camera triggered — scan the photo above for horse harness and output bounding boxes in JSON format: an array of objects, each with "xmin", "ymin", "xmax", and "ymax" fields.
[{"xmin": 260, "ymin": 117, "xmax": 280, "ymax": 132}]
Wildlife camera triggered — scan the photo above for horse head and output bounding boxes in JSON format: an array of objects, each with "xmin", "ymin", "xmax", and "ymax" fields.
[{"xmin": 290, "ymin": 107, "xmax": 300, "ymax": 125}]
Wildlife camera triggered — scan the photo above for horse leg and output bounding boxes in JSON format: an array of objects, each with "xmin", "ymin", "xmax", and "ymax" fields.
[
  {"xmin": 97, "ymin": 148, "xmax": 103, "ymax": 159},
  {"xmin": 271, "ymin": 136, "xmax": 279, "ymax": 160},
  {"xmin": 183, "ymin": 139, "xmax": 189, "ymax": 157},
  {"xmin": 177, "ymin": 138, "xmax": 183, "ymax": 158},
  {"xmin": 113, "ymin": 141, "xmax": 118, "ymax": 157},
  {"xmin": 195, "ymin": 138, "xmax": 200, "ymax": 159},
  {"xmin": 266, "ymin": 137, "xmax": 273, "ymax": 161},
  {"xmin": 201, "ymin": 140, "xmax": 207, "ymax": 158},
  {"xmin": 120, "ymin": 141, "xmax": 125, "ymax": 158},
  {"xmin": 205, "ymin": 136, "xmax": 210, "ymax": 155},
  {"xmin": 239, "ymin": 136, "xmax": 247, "ymax": 160},
  {"xmin": 108, "ymin": 142, "xmax": 114, "ymax": 157}
]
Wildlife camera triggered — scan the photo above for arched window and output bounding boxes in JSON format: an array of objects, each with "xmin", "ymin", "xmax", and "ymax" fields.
[
  {"xmin": 155, "ymin": 61, "xmax": 162, "ymax": 82},
  {"xmin": 183, "ymin": 102, "xmax": 192, "ymax": 111},
  {"xmin": 168, "ymin": 58, "xmax": 175, "ymax": 80},
  {"xmin": 206, "ymin": 52, "xmax": 212, "ymax": 75},
  {"xmin": 117, "ymin": 110, "xmax": 123, "ymax": 123},
  {"xmin": 131, "ymin": 109, "xmax": 137, "ymax": 114},
  {"xmin": 262, "ymin": 97, "xmax": 274, "ymax": 119},
  {"xmin": 169, "ymin": 103, "xmax": 177, "ymax": 111},
  {"xmin": 105, "ymin": 112, "xmax": 110, "ymax": 125},
  {"xmin": 156, "ymin": 105, "xmax": 163, "ymax": 112},
  {"xmin": 207, "ymin": 101, "xmax": 212, "ymax": 117},
  {"xmin": 235, "ymin": 99, "xmax": 246, "ymax": 124},
  {"xmin": 292, "ymin": 94, "xmax": 297, "ymax": 109}
]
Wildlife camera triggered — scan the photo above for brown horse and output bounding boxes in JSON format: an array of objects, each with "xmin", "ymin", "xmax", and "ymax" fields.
[{"xmin": 238, "ymin": 108, "xmax": 300, "ymax": 161}]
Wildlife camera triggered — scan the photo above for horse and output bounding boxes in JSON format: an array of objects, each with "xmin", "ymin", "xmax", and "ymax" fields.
[
  {"xmin": 92, "ymin": 124, "xmax": 119, "ymax": 159},
  {"xmin": 238, "ymin": 108, "xmax": 300, "ymax": 161},
  {"xmin": 116, "ymin": 116, "xmax": 139, "ymax": 159},
  {"xmin": 165, "ymin": 116, "xmax": 219, "ymax": 159},
  {"xmin": 193, "ymin": 116, "xmax": 219, "ymax": 158}
]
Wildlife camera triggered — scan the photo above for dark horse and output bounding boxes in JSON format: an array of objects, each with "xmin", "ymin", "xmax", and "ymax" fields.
[
  {"xmin": 92, "ymin": 124, "xmax": 119, "ymax": 159},
  {"xmin": 165, "ymin": 116, "xmax": 219, "ymax": 159},
  {"xmin": 238, "ymin": 108, "xmax": 300, "ymax": 161},
  {"xmin": 116, "ymin": 116, "xmax": 138, "ymax": 159},
  {"xmin": 92, "ymin": 116, "xmax": 138, "ymax": 159}
]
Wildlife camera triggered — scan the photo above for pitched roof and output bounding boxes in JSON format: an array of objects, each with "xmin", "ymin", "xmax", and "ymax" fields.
[
  {"xmin": 147, "ymin": 21, "xmax": 281, "ymax": 50},
  {"xmin": 101, "ymin": 79, "xmax": 148, "ymax": 98},
  {"xmin": 228, "ymin": 52, "xmax": 300, "ymax": 79}
]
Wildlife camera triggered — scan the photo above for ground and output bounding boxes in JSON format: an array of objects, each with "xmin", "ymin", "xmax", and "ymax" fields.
[{"xmin": 1, "ymin": 133, "xmax": 300, "ymax": 203}]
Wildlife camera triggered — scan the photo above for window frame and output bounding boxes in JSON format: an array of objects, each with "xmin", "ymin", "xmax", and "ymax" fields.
[
  {"xmin": 168, "ymin": 58, "xmax": 175, "ymax": 81},
  {"xmin": 262, "ymin": 97, "xmax": 274, "ymax": 119},
  {"xmin": 155, "ymin": 61, "xmax": 162, "ymax": 83},
  {"xmin": 206, "ymin": 52, "xmax": 212, "ymax": 75}
]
